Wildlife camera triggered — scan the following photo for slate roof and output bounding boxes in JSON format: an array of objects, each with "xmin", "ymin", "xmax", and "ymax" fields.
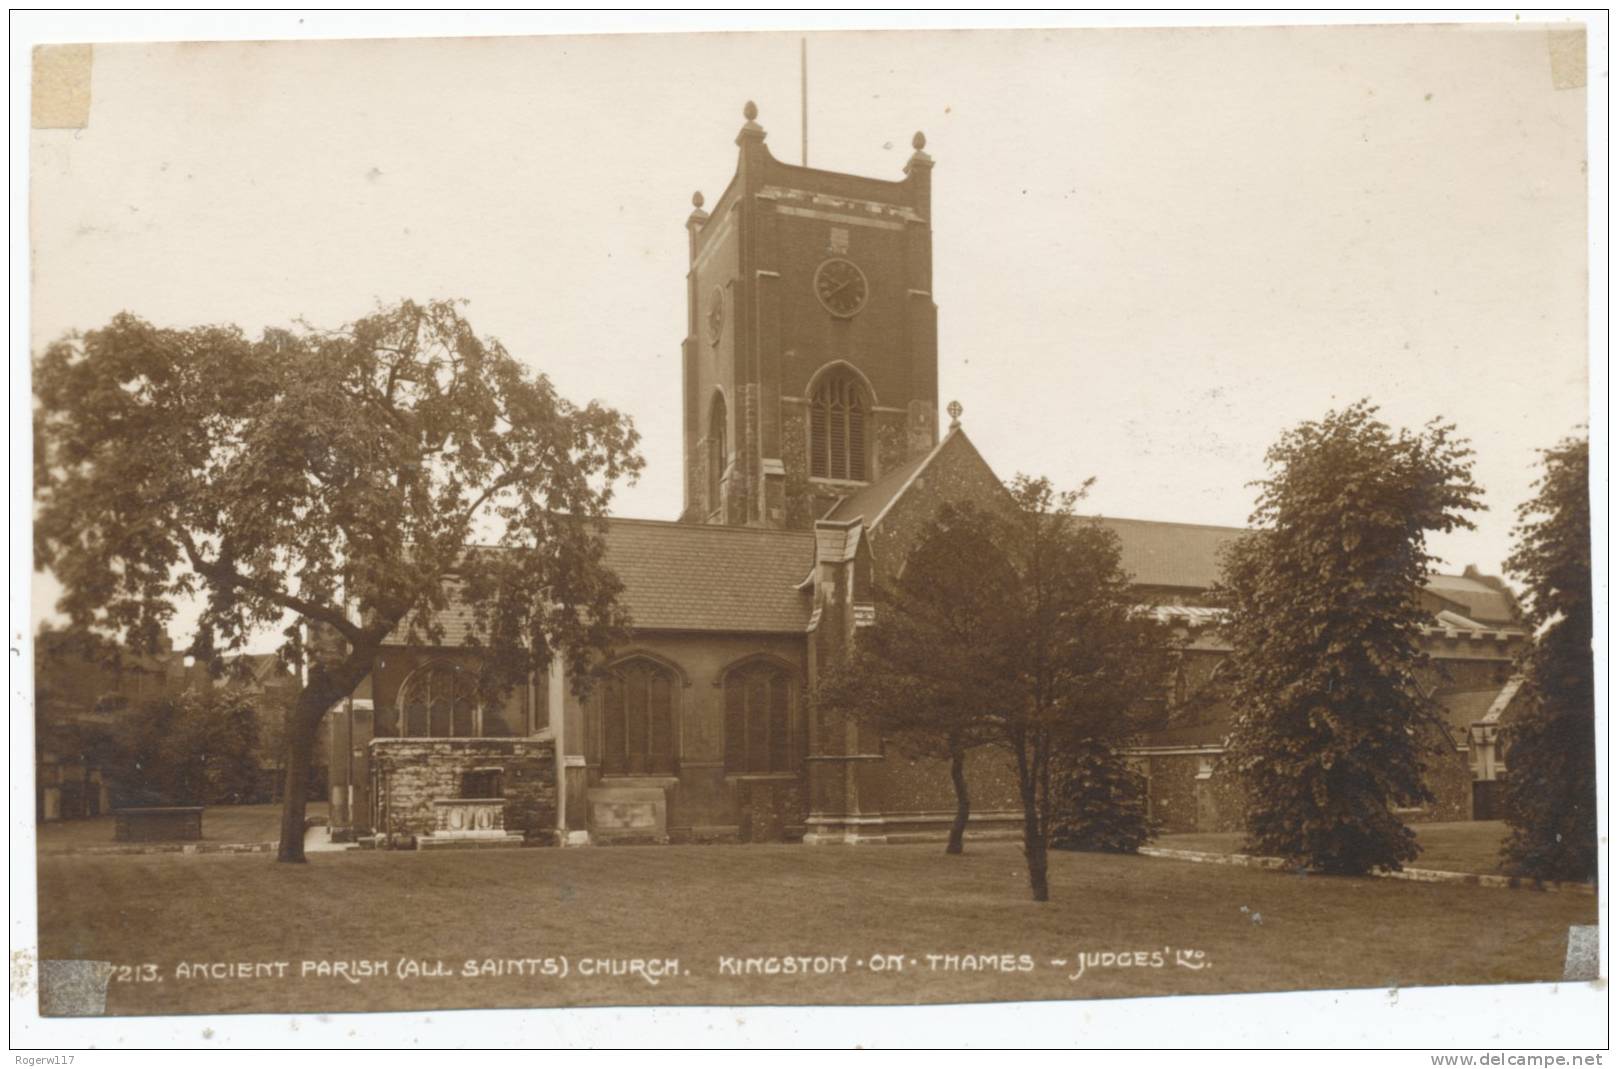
[
  {"xmin": 377, "ymin": 575, "xmax": 476, "ymax": 648},
  {"xmin": 385, "ymin": 520, "xmax": 816, "ymax": 644},
  {"xmin": 1091, "ymin": 518, "xmax": 1519, "ymax": 629},
  {"xmin": 1094, "ymin": 517, "xmax": 1243, "ymax": 591},
  {"xmin": 601, "ymin": 518, "xmax": 815, "ymax": 634}
]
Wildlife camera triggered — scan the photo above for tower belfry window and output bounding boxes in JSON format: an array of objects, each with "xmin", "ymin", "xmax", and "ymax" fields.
[{"xmin": 810, "ymin": 374, "xmax": 867, "ymax": 482}]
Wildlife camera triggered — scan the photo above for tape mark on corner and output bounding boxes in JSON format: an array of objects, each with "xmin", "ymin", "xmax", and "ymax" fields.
[{"xmin": 32, "ymin": 44, "xmax": 93, "ymax": 129}]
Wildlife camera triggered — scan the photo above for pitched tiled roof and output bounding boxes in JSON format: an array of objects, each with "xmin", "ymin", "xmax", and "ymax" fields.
[
  {"xmin": 602, "ymin": 519, "xmax": 815, "ymax": 633},
  {"xmin": 1095, "ymin": 517, "xmax": 1244, "ymax": 590},
  {"xmin": 385, "ymin": 520, "xmax": 816, "ymax": 645},
  {"xmin": 1093, "ymin": 518, "xmax": 1519, "ymax": 627},
  {"xmin": 384, "ymin": 581, "xmax": 477, "ymax": 648}
]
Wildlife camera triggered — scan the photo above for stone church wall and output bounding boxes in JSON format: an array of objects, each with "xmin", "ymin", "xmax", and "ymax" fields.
[
  {"xmin": 877, "ymin": 747, "xmax": 1025, "ymax": 841},
  {"xmin": 867, "ymin": 433, "xmax": 1012, "ymax": 578},
  {"xmin": 1143, "ymin": 731, "xmax": 1474, "ymax": 837},
  {"xmin": 733, "ymin": 777, "xmax": 806, "ymax": 843},
  {"xmin": 780, "ymin": 404, "xmax": 816, "ymax": 529},
  {"xmin": 871, "ymin": 409, "xmax": 910, "ymax": 482},
  {"xmin": 1144, "ymin": 752, "xmax": 1244, "ymax": 835},
  {"xmin": 1413, "ymin": 741, "xmax": 1475, "ymax": 823},
  {"xmin": 558, "ymin": 631, "xmax": 810, "ymax": 842}
]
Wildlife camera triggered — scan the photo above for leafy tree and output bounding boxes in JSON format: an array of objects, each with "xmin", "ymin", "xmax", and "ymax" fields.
[
  {"xmin": 34, "ymin": 299, "xmax": 642, "ymax": 860},
  {"xmin": 1501, "ymin": 435, "xmax": 1595, "ymax": 882},
  {"xmin": 817, "ymin": 478, "xmax": 1173, "ymax": 900},
  {"xmin": 1049, "ymin": 741, "xmax": 1155, "ymax": 854},
  {"xmin": 113, "ymin": 691, "xmax": 262, "ymax": 806},
  {"xmin": 1218, "ymin": 401, "xmax": 1482, "ymax": 874}
]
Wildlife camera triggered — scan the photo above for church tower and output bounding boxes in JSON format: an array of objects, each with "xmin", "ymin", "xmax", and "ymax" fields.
[{"xmin": 680, "ymin": 101, "xmax": 939, "ymax": 529}]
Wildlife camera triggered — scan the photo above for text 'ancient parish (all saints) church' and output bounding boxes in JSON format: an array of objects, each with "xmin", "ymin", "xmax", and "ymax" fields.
[{"xmin": 327, "ymin": 103, "xmax": 1527, "ymax": 850}]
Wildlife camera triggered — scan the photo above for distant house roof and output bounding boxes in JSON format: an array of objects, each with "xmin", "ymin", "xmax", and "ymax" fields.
[{"xmin": 224, "ymin": 652, "xmax": 293, "ymax": 683}]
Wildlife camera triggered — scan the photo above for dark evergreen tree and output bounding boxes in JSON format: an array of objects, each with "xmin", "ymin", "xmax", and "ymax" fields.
[
  {"xmin": 1501, "ymin": 435, "xmax": 1595, "ymax": 882},
  {"xmin": 1218, "ymin": 401, "xmax": 1482, "ymax": 874},
  {"xmin": 1050, "ymin": 740, "xmax": 1155, "ymax": 854}
]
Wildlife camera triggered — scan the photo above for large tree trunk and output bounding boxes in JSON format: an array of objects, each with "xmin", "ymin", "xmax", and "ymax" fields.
[
  {"xmin": 276, "ymin": 645, "xmax": 378, "ymax": 863},
  {"xmin": 276, "ymin": 695, "xmax": 322, "ymax": 863},
  {"xmin": 946, "ymin": 748, "xmax": 971, "ymax": 855}
]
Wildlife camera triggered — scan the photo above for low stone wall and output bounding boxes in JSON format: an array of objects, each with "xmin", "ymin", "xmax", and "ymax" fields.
[{"xmin": 370, "ymin": 738, "xmax": 556, "ymax": 847}]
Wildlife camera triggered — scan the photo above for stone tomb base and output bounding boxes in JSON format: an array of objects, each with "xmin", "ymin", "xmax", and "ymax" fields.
[
  {"xmin": 369, "ymin": 737, "xmax": 557, "ymax": 847},
  {"xmin": 417, "ymin": 797, "xmax": 525, "ymax": 850},
  {"xmin": 585, "ymin": 786, "xmax": 669, "ymax": 844}
]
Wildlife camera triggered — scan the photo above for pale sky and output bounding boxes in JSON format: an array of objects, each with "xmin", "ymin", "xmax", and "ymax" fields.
[{"xmin": 28, "ymin": 22, "xmax": 1592, "ymax": 644}]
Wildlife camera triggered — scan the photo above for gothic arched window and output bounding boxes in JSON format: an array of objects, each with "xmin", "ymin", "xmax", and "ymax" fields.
[
  {"xmin": 398, "ymin": 660, "xmax": 480, "ymax": 737},
  {"xmin": 722, "ymin": 660, "xmax": 794, "ymax": 774},
  {"xmin": 601, "ymin": 658, "xmax": 677, "ymax": 775},
  {"xmin": 708, "ymin": 391, "xmax": 728, "ymax": 512},
  {"xmin": 809, "ymin": 373, "xmax": 867, "ymax": 482}
]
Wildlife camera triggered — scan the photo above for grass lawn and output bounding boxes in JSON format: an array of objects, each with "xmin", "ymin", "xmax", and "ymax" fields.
[
  {"xmin": 1157, "ymin": 821, "xmax": 1519, "ymax": 876},
  {"xmin": 36, "ymin": 840, "xmax": 1594, "ymax": 1016},
  {"xmin": 35, "ymin": 803, "xmax": 328, "ymax": 853}
]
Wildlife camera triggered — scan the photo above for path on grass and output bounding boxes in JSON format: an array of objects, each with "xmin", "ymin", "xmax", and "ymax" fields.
[{"xmin": 1157, "ymin": 820, "xmax": 1514, "ymax": 876}]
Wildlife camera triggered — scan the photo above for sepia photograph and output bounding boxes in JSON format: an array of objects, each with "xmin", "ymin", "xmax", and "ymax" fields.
[{"xmin": 11, "ymin": 10, "xmax": 1607, "ymax": 1051}]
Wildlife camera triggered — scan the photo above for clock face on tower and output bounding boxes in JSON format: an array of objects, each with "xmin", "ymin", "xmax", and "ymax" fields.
[{"xmin": 814, "ymin": 258, "xmax": 869, "ymax": 318}]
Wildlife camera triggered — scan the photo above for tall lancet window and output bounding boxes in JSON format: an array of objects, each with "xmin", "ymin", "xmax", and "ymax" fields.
[
  {"xmin": 708, "ymin": 392, "xmax": 727, "ymax": 512},
  {"xmin": 810, "ymin": 373, "xmax": 867, "ymax": 482}
]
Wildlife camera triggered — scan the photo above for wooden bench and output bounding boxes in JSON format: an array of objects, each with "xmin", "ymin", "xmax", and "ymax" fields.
[{"xmin": 112, "ymin": 806, "xmax": 204, "ymax": 843}]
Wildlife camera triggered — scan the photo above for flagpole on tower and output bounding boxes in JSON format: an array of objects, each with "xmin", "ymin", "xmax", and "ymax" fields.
[{"xmin": 800, "ymin": 37, "xmax": 808, "ymax": 166}]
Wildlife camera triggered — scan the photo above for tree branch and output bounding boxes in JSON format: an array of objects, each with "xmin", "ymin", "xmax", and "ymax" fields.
[{"xmin": 172, "ymin": 525, "xmax": 361, "ymax": 644}]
